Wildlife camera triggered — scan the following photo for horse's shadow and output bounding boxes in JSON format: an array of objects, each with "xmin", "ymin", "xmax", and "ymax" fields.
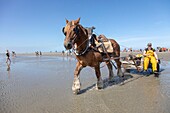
[
  {"xmin": 79, "ymin": 84, "xmax": 96, "ymax": 94},
  {"xmin": 78, "ymin": 73, "xmax": 135, "ymax": 95},
  {"xmin": 78, "ymin": 67, "xmax": 165, "ymax": 95}
]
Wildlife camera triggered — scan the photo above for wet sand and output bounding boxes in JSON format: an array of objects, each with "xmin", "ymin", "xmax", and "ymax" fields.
[{"xmin": 0, "ymin": 52, "xmax": 170, "ymax": 113}]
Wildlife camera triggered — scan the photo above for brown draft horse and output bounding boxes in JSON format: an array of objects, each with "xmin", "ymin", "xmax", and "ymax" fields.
[{"xmin": 63, "ymin": 18, "xmax": 123, "ymax": 94}]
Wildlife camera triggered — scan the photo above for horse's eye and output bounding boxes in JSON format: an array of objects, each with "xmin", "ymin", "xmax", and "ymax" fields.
[
  {"xmin": 62, "ymin": 27, "xmax": 66, "ymax": 36},
  {"xmin": 73, "ymin": 27, "xmax": 76, "ymax": 32},
  {"xmin": 73, "ymin": 26, "xmax": 79, "ymax": 34}
]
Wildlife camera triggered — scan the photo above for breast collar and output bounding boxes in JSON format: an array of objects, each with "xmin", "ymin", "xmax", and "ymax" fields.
[{"xmin": 73, "ymin": 39, "xmax": 89, "ymax": 56}]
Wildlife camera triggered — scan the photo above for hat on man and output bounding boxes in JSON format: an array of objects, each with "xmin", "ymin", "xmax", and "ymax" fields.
[{"xmin": 147, "ymin": 43, "xmax": 152, "ymax": 46}]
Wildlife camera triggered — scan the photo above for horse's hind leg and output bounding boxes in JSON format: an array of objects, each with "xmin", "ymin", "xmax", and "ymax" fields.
[
  {"xmin": 72, "ymin": 62, "xmax": 84, "ymax": 94},
  {"xmin": 95, "ymin": 65, "xmax": 103, "ymax": 89},
  {"xmin": 106, "ymin": 61, "xmax": 114, "ymax": 82},
  {"xmin": 115, "ymin": 59, "xmax": 124, "ymax": 77}
]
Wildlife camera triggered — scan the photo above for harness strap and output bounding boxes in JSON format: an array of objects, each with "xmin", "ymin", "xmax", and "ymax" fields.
[{"xmin": 73, "ymin": 40, "xmax": 89, "ymax": 56}]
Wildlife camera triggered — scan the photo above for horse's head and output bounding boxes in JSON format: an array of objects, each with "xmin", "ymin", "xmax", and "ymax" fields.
[{"xmin": 63, "ymin": 18, "xmax": 81, "ymax": 50}]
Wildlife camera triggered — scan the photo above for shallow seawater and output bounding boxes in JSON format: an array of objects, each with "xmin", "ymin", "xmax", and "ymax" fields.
[
  {"xmin": 0, "ymin": 55, "xmax": 170, "ymax": 113},
  {"xmin": 0, "ymin": 55, "xmax": 74, "ymax": 113},
  {"xmin": 0, "ymin": 55, "xmax": 101, "ymax": 113},
  {"xmin": 159, "ymin": 61, "xmax": 170, "ymax": 98}
]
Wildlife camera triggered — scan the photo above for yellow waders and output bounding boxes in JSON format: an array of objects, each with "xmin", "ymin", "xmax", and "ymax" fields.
[{"xmin": 144, "ymin": 50, "xmax": 157, "ymax": 72}]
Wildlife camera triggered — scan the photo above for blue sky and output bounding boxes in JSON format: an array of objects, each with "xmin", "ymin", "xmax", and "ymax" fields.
[{"xmin": 0, "ymin": 0, "xmax": 170, "ymax": 53}]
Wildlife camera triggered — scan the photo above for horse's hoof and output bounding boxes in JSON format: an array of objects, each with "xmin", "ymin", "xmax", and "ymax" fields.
[
  {"xmin": 72, "ymin": 85, "xmax": 80, "ymax": 94},
  {"xmin": 72, "ymin": 77, "xmax": 81, "ymax": 94},
  {"xmin": 117, "ymin": 69, "xmax": 124, "ymax": 77},
  {"xmin": 97, "ymin": 86, "xmax": 103, "ymax": 90},
  {"xmin": 73, "ymin": 89, "xmax": 80, "ymax": 95},
  {"xmin": 118, "ymin": 72, "xmax": 124, "ymax": 78},
  {"xmin": 96, "ymin": 80, "xmax": 103, "ymax": 90}
]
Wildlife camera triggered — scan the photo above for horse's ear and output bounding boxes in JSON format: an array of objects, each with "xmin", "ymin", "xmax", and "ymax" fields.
[
  {"xmin": 75, "ymin": 17, "xmax": 80, "ymax": 24},
  {"xmin": 66, "ymin": 19, "xmax": 69, "ymax": 24}
]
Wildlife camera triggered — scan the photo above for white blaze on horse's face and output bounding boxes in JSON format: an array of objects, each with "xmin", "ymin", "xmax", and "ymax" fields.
[{"xmin": 63, "ymin": 18, "xmax": 80, "ymax": 50}]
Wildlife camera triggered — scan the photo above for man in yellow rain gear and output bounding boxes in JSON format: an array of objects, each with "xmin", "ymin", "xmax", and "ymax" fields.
[{"xmin": 143, "ymin": 43, "xmax": 158, "ymax": 73}]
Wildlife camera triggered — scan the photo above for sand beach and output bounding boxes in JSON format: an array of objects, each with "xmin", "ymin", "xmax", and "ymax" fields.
[{"xmin": 0, "ymin": 52, "xmax": 170, "ymax": 113}]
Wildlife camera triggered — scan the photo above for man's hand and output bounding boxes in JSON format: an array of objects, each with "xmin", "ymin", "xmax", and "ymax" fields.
[
  {"xmin": 144, "ymin": 54, "xmax": 149, "ymax": 57},
  {"xmin": 156, "ymin": 59, "xmax": 159, "ymax": 63}
]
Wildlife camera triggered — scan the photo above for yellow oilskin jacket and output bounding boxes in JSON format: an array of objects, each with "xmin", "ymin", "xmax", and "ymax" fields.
[{"xmin": 145, "ymin": 48, "xmax": 155, "ymax": 57}]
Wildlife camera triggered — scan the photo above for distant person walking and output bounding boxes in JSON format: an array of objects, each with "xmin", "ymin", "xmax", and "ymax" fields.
[
  {"xmin": 12, "ymin": 51, "xmax": 16, "ymax": 57},
  {"xmin": 40, "ymin": 51, "xmax": 42, "ymax": 56},
  {"xmin": 35, "ymin": 51, "xmax": 39, "ymax": 56},
  {"xmin": 62, "ymin": 50, "xmax": 65, "ymax": 56},
  {"xmin": 6, "ymin": 50, "xmax": 11, "ymax": 63}
]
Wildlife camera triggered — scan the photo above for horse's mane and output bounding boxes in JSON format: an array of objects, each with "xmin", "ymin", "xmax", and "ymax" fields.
[{"xmin": 78, "ymin": 24, "xmax": 88, "ymax": 37}]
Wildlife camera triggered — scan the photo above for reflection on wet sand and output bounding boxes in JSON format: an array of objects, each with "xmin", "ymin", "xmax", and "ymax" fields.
[{"xmin": 6, "ymin": 62, "xmax": 11, "ymax": 78}]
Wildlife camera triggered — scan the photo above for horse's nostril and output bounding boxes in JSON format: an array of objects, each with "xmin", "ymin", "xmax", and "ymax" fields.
[
  {"xmin": 64, "ymin": 44, "xmax": 67, "ymax": 49},
  {"xmin": 67, "ymin": 43, "xmax": 72, "ymax": 49},
  {"xmin": 64, "ymin": 41, "xmax": 72, "ymax": 50}
]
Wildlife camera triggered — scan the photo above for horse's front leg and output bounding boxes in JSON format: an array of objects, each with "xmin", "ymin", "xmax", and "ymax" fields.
[
  {"xmin": 72, "ymin": 62, "xmax": 83, "ymax": 94},
  {"xmin": 95, "ymin": 66, "xmax": 103, "ymax": 89}
]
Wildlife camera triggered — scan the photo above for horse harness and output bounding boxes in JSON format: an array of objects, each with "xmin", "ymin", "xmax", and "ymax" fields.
[{"xmin": 63, "ymin": 24, "xmax": 112, "ymax": 60}]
